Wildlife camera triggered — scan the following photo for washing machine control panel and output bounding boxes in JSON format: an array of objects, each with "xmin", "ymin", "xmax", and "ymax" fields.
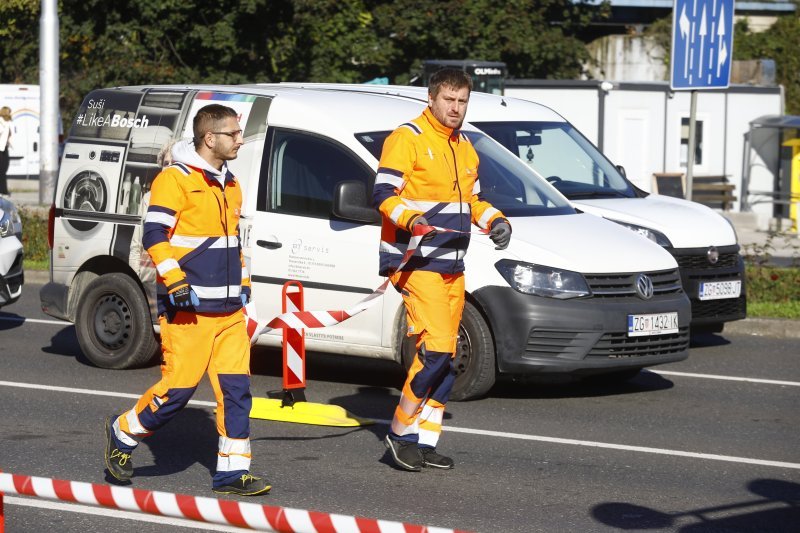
[{"xmin": 99, "ymin": 150, "xmax": 121, "ymax": 163}]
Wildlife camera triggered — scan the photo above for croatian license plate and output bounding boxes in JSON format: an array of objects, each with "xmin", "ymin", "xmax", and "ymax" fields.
[
  {"xmin": 698, "ymin": 280, "xmax": 742, "ymax": 301},
  {"xmin": 627, "ymin": 312, "xmax": 679, "ymax": 337}
]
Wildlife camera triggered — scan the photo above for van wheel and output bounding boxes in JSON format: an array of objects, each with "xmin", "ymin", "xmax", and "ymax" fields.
[
  {"xmin": 400, "ymin": 301, "xmax": 496, "ymax": 401},
  {"xmin": 75, "ymin": 272, "xmax": 159, "ymax": 369}
]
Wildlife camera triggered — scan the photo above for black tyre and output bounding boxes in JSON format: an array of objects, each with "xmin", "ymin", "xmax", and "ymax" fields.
[
  {"xmin": 400, "ymin": 301, "xmax": 496, "ymax": 401},
  {"xmin": 75, "ymin": 272, "xmax": 159, "ymax": 369}
]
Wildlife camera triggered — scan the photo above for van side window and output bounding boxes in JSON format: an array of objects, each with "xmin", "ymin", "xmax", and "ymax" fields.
[{"xmin": 263, "ymin": 129, "xmax": 373, "ymax": 218}]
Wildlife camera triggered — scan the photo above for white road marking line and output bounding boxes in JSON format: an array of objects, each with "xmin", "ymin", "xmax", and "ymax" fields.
[
  {"xmin": 2, "ymin": 496, "xmax": 249, "ymax": 531},
  {"xmin": 2, "ymin": 380, "xmax": 798, "ymax": 470},
  {"xmin": 0, "ymin": 316, "xmax": 69, "ymax": 326},
  {"xmin": 648, "ymin": 369, "xmax": 800, "ymax": 387},
  {"xmin": 0, "ymin": 380, "xmax": 215, "ymax": 407},
  {"xmin": 441, "ymin": 425, "xmax": 800, "ymax": 470}
]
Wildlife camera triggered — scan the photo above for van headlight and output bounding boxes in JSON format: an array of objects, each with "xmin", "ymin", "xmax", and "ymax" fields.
[
  {"xmin": 495, "ymin": 259, "xmax": 591, "ymax": 299},
  {"xmin": 612, "ymin": 220, "xmax": 672, "ymax": 247}
]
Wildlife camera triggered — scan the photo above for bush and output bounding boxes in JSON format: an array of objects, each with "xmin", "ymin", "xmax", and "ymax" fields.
[
  {"xmin": 746, "ymin": 264, "xmax": 800, "ymax": 301},
  {"xmin": 19, "ymin": 206, "xmax": 50, "ymax": 268},
  {"xmin": 743, "ymin": 230, "xmax": 800, "ymax": 319}
]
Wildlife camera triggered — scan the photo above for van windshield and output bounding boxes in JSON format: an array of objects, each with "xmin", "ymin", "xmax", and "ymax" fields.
[
  {"xmin": 472, "ymin": 121, "xmax": 639, "ymax": 200},
  {"xmin": 355, "ymin": 130, "xmax": 575, "ymax": 217}
]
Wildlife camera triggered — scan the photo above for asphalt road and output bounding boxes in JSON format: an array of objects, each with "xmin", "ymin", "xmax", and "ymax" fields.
[{"xmin": 1, "ymin": 281, "xmax": 798, "ymax": 532}]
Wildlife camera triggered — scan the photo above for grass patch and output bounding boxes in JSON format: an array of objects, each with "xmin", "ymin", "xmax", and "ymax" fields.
[
  {"xmin": 747, "ymin": 300, "xmax": 800, "ymax": 319},
  {"xmin": 745, "ymin": 264, "xmax": 800, "ymax": 319}
]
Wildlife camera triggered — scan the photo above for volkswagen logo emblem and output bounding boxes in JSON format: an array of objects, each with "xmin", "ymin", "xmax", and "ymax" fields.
[
  {"xmin": 635, "ymin": 274, "xmax": 654, "ymax": 300},
  {"xmin": 707, "ymin": 246, "xmax": 719, "ymax": 264}
]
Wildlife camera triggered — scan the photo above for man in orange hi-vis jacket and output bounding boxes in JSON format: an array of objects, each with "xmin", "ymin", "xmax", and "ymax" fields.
[
  {"xmin": 374, "ymin": 69, "xmax": 512, "ymax": 471},
  {"xmin": 103, "ymin": 104, "xmax": 270, "ymax": 496}
]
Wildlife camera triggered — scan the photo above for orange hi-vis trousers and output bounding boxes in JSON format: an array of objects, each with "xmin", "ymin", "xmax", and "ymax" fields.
[
  {"xmin": 389, "ymin": 270, "xmax": 465, "ymax": 448},
  {"xmin": 112, "ymin": 310, "xmax": 253, "ymax": 481}
]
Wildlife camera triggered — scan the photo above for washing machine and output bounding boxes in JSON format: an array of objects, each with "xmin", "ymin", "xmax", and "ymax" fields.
[{"xmin": 53, "ymin": 139, "xmax": 127, "ymax": 270}]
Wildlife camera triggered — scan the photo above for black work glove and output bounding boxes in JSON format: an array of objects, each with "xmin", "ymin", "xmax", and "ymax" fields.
[
  {"xmin": 169, "ymin": 284, "xmax": 199, "ymax": 308},
  {"xmin": 489, "ymin": 220, "xmax": 511, "ymax": 250},
  {"xmin": 410, "ymin": 215, "xmax": 437, "ymax": 243}
]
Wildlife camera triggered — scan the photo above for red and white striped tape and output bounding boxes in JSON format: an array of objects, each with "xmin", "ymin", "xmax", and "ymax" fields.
[
  {"xmin": 0, "ymin": 472, "xmax": 471, "ymax": 533},
  {"xmin": 246, "ymin": 225, "xmax": 488, "ymax": 342}
]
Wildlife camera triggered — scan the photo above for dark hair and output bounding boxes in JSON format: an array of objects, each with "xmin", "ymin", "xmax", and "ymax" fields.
[
  {"xmin": 428, "ymin": 68, "xmax": 473, "ymax": 98},
  {"xmin": 192, "ymin": 104, "xmax": 238, "ymax": 148}
]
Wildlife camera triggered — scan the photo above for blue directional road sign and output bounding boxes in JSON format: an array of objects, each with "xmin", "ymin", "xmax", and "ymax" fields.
[{"xmin": 671, "ymin": 0, "xmax": 734, "ymax": 90}]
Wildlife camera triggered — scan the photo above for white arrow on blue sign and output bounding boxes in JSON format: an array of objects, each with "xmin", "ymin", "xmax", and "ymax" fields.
[{"xmin": 670, "ymin": 0, "xmax": 735, "ymax": 90}]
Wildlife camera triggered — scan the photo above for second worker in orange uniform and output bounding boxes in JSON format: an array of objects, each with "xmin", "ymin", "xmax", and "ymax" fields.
[{"xmin": 373, "ymin": 68, "xmax": 512, "ymax": 471}]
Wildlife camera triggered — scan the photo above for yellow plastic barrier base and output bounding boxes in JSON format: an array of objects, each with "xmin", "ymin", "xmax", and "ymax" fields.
[{"xmin": 249, "ymin": 397, "xmax": 374, "ymax": 427}]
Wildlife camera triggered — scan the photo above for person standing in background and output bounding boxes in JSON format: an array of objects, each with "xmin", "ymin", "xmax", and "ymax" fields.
[{"xmin": 0, "ymin": 106, "xmax": 13, "ymax": 196}]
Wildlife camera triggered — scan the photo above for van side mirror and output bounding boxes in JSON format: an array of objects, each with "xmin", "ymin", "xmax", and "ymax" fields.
[{"xmin": 333, "ymin": 180, "xmax": 380, "ymax": 224}]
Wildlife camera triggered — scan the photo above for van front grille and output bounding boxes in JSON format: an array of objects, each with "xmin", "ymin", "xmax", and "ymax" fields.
[
  {"xmin": 692, "ymin": 297, "xmax": 746, "ymax": 319},
  {"xmin": 586, "ymin": 328, "xmax": 689, "ymax": 358},
  {"xmin": 584, "ymin": 269, "xmax": 683, "ymax": 298},
  {"xmin": 675, "ymin": 251, "xmax": 740, "ymax": 271}
]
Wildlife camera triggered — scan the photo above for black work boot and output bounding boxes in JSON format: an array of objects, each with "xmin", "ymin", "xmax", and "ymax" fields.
[
  {"xmin": 212, "ymin": 473, "xmax": 272, "ymax": 496},
  {"xmin": 384, "ymin": 435, "xmax": 423, "ymax": 471},
  {"xmin": 104, "ymin": 416, "xmax": 133, "ymax": 481},
  {"xmin": 420, "ymin": 447, "xmax": 455, "ymax": 469}
]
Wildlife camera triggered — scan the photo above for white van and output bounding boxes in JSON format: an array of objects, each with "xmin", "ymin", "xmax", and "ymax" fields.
[
  {"xmin": 279, "ymin": 84, "xmax": 745, "ymax": 334},
  {"xmin": 40, "ymin": 84, "xmax": 690, "ymax": 400}
]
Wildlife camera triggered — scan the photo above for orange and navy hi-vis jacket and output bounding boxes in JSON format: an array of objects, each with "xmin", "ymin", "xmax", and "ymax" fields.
[
  {"xmin": 142, "ymin": 156, "xmax": 250, "ymax": 316},
  {"xmin": 372, "ymin": 107, "xmax": 507, "ymax": 276}
]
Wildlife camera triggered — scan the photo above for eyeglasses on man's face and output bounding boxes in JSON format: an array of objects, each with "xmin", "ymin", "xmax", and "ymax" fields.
[{"xmin": 210, "ymin": 129, "xmax": 243, "ymax": 139}]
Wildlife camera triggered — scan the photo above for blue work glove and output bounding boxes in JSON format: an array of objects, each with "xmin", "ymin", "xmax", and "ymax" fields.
[
  {"xmin": 169, "ymin": 285, "xmax": 199, "ymax": 308},
  {"xmin": 240, "ymin": 292, "xmax": 249, "ymax": 307},
  {"xmin": 411, "ymin": 215, "xmax": 437, "ymax": 243},
  {"xmin": 489, "ymin": 219, "xmax": 512, "ymax": 250}
]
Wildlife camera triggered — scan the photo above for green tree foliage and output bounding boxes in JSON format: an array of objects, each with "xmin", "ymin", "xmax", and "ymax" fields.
[
  {"xmin": 370, "ymin": 0, "xmax": 609, "ymax": 83},
  {"xmin": 0, "ymin": 0, "xmax": 41, "ymax": 83},
  {"xmin": 2, "ymin": 0, "xmax": 607, "ymax": 114},
  {"xmin": 734, "ymin": 14, "xmax": 800, "ymax": 115},
  {"xmin": 267, "ymin": 0, "xmax": 390, "ymax": 83}
]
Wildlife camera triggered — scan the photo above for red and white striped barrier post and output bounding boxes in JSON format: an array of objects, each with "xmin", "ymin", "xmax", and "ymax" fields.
[
  {"xmin": 281, "ymin": 281, "xmax": 306, "ymax": 406},
  {"xmin": 0, "ymin": 472, "xmax": 472, "ymax": 533},
  {"xmin": 0, "ymin": 469, "xmax": 4, "ymax": 532}
]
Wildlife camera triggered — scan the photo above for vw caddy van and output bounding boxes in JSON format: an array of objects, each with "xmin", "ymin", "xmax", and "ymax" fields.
[
  {"xmin": 41, "ymin": 84, "xmax": 690, "ymax": 400},
  {"xmin": 280, "ymin": 84, "xmax": 745, "ymax": 335}
]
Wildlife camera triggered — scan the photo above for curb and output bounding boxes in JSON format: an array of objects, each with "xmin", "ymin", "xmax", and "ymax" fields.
[
  {"xmin": 24, "ymin": 269, "xmax": 50, "ymax": 285},
  {"xmin": 723, "ymin": 317, "xmax": 800, "ymax": 340},
  {"xmin": 21, "ymin": 269, "xmax": 799, "ymax": 339}
]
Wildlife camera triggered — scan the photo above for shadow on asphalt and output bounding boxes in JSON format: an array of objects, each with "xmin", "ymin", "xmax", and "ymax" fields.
[
  {"xmin": 591, "ymin": 478, "xmax": 800, "ymax": 531},
  {"xmin": 489, "ymin": 370, "xmax": 675, "ymax": 400},
  {"xmin": 689, "ymin": 332, "xmax": 733, "ymax": 349},
  {"xmin": 134, "ymin": 407, "xmax": 217, "ymax": 478}
]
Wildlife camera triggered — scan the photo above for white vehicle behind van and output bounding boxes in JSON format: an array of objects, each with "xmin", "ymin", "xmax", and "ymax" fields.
[
  {"xmin": 0, "ymin": 196, "xmax": 23, "ymax": 307},
  {"xmin": 41, "ymin": 84, "xmax": 690, "ymax": 400},
  {"xmin": 281, "ymin": 84, "xmax": 745, "ymax": 334}
]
